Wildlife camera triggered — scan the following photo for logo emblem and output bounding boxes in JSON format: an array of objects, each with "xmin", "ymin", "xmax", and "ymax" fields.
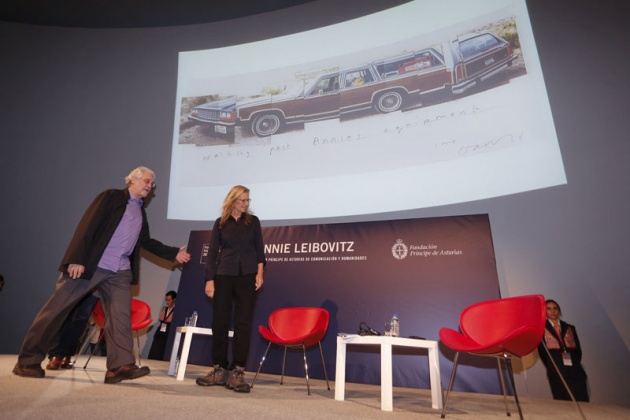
[{"xmin": 391, "ymin": 239, "xmax": 408, "ymax": 260}]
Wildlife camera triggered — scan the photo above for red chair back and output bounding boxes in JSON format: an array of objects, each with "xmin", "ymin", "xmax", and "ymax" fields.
[
  {"xmin": 130, "ymin": 299, "xmax": 152, "ymax": 330},
  {"xmin": 92, "ymin": 300, "xmax": 106, "ymax": 328},
  {"xmin": 459, "ymin": 294, "xmax": 546, "ymax": 356},
  {"xmin": 90, "ymin": 298, "xmax": 152, "ymax": 331},
  {"xmin": 268, "ymin": 307, "xmax": 329, "ymax": 347}
]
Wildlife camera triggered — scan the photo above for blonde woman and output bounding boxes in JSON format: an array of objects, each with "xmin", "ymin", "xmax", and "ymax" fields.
[{"xmin": 197, "ymin": 185, "xmax": 265, "ymax": 393}]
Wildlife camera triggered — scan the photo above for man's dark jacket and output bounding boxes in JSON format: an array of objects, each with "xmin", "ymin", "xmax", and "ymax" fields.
[{"xmin": 59, "ymin": 188, "xmax": 179, "ymax": 285}]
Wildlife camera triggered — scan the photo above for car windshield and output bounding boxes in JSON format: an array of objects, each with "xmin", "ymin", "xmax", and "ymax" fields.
[{"xmin": 284, "ymin": 80, "xmax": 313, "ymax": 97}]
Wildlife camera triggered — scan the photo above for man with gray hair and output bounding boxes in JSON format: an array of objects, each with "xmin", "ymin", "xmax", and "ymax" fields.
[{"xmin": 13, "ymin": 166, "xmax": 191, "ymax": 384}]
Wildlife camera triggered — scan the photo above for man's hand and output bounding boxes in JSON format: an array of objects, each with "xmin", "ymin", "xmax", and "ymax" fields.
[
  {"xmin": 205, "ymin": 280, "xmax": 215, "ymax": 298},
  {"xmin": 67, "ymin": 264, "xmax": 85, "ymax": 279},
  {"xmin": 176, "ymin": 246, "xmax": 191, "ymax": 264}
]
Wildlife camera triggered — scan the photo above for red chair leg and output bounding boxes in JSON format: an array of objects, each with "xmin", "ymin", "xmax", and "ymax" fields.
[
  {"xmin": 251, "ymin": 342, "xmax": 272, "ymax": 388},
  {"xmin": 318, "ymin": 342, "xmax": 330, "ymax": 390},
  {"xmin": 301, "ymin": 344, "xmax": 311, "ymax": 395},
  {"xmin": 541, "ymin": 342, "xmax": 586, "ymax": 420},
  {"xmin": 281, "ymin": 346, "xmax": 288, "ymax": 385},
  {"xmin": 503, "ymin": 354, "xmax": 523, "ymax": 420},
  {"xmin": 83, "ymin": 329, "xmax": 103, "ymax": 369},
  {"xmin": 135, "ymin": 331, "xmax": 142, "ymax": 367},
  {"xmin": 496, "ymin": 357, "xmax": 511, "ymax": 417},
  {"xmin": 441, "ymin": 351, "xmax": 460, "ymax": 418}
]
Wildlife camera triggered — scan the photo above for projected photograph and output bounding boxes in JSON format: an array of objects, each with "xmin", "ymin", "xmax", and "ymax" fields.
[
  {"xmin": 178, "ymin": 19, "xmax": 524, "ymax": 145},
  {"xmin": 169, "ymin": 0, "xmax": 566, "ymax": 221}
]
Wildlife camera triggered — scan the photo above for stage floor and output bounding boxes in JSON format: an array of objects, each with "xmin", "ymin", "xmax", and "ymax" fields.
[{"xmin": 0, "ymin": 354, "xmax": 626, "ymax": 419}]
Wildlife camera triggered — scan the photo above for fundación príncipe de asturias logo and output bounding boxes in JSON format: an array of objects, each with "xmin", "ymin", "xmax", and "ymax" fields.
[{"xmin": 391, "ymin": 239, "xmax": 408, "ymax": 260}]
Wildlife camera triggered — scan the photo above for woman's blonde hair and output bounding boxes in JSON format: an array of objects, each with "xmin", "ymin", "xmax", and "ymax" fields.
[{"xmin": 219, "ymin": 185, "xmax": 252, "ymax": 226}]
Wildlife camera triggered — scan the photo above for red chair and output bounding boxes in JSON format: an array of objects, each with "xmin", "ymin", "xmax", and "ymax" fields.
[
  {"xmin": 439, "ymin": 294, "xmax": 585, "ymax": 420},
  {"xmin": 83, "ymin": 298, "xmax": 152, "ymax": 368},
  {"xmin": 250, "ymin": 307, "xmax": 330, "ymax": 395},
  {"xmin": 440, "ymin": 295, "xmax": 544, "ymax": 419}
]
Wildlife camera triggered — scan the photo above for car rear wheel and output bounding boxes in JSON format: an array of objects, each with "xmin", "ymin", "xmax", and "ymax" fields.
[
  {"xmin": 374, "ymin": 91, "xmax": 405, "ymax": 113},
  {"xmin": 251, "ymin": 113, "xmax": 283, "ymax": 137}
]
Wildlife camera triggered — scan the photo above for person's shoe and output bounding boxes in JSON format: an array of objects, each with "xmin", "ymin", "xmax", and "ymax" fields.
[
  {"xmin": 60, "ymin": 356, "xmax": 74, "ymax": 369},
  {"xmin": 104, "ymin": 364, "xmax": 150, "ymax": 384},
  {"xmin": 46, "ymin": 356, "xmax": 63, "ymax": 370},
  {"xmin": 226, "ymin": 366, "xmax": 251, "ymax": 393},
  {"xmin": 196, "ymin": 364, "xmax": 228, "ymax": 386},
  {"xmin": 13, "ymin": 363, "xmax": 45, "ymax": 378}
]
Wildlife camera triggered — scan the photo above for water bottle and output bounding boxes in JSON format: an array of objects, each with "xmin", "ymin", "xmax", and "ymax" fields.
[
  {"xmin": 390, "ymin": 314, "xmax": 400, "ymax": 337},
  {"xmin": 191, "ymin": 311, "xmax": 198, "ymax": 327}
]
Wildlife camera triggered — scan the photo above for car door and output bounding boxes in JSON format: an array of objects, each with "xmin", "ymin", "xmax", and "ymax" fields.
[{"xmin": 301, "ymin": 73, "xmax": 341, "ymax": 122}]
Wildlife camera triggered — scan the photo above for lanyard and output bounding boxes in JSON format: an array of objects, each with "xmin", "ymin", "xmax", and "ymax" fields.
[
  {"xmin": 163, "ymin": 306, "xmax": 174, "ymax": 323},
  {"xmin": 552, "ymin": 322, "xmax": 566, "ymax": 350}
]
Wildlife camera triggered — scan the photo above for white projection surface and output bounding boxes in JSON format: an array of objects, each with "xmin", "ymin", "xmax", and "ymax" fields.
[{"xmin": 168, "ymin": 0, "xmax": 566, "ymax": 221}]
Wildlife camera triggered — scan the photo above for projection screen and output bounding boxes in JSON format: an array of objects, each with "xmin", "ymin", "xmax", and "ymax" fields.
[{"xmin": 168, "ymin": 0, "xmax": 565, "ymax": 221}]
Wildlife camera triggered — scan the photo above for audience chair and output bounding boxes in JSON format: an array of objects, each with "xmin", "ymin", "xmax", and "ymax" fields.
[
  {"xmin": 82, "ymin": 298, "xmax": 152, "ymax": 369},
  {"xmin": 251, "ymin": 307, "xmax": 330, "ymax": 395},
  {"xmin": 439, "ymin": 294, "xmax": 585, "ymax": 420}
]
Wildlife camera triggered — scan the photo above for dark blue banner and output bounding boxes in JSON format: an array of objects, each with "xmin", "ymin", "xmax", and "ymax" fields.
[{"xmin": 168, "ymin": 214, "xmax": 501, "ymax": 393}]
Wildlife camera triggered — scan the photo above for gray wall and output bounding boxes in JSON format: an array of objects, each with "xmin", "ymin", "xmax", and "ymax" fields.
[{"xmin": 1, "ymin": 0, "xmax": 628, "ymax": 407}]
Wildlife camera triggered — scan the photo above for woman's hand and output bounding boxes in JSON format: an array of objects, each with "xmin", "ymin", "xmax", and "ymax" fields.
[
  {"xmin": 255, "ymin": 263, "xmax": 264, "ymax": 291},
  {"xmin": 205, "ymin": 280, "xmax": 215, "ymax": 298},
  {"xmin": 255, "ymin": 273, "xmax": 264, "ymax": 291}
]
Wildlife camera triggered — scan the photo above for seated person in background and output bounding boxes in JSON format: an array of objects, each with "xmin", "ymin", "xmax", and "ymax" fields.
[
  {"xmin": 537, "ymin": 299, "xmax": 589, "ymax": 402},
  {"xmin": 148, "ymin": 290, "xmax": 177, "ymax": 360},
  {"xmin": 46, "ymin": 294, "xmax": 100, "ymax": 369}
]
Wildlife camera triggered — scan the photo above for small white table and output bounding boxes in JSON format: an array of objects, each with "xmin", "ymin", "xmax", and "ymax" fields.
[
  {"xmin": 334, "ymin": 334, "xmax": 443, "ymax": 411},
  {"xmin": 167, "ymin": 326, "xmax": 233, "ymax": 381}
]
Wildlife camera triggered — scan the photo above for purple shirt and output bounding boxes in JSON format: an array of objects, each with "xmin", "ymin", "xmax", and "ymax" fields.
[{"xmin": 97, "ymin": 192, "xmax": 143, "ymax": 272}]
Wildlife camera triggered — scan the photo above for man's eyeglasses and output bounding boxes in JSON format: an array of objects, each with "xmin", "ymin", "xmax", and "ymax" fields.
[{"xmin": 141, "ymin": 178, "xmax": 156, "ymax": 188}]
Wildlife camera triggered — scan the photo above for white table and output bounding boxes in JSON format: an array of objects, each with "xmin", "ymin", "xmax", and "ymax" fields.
[
  {"xmin": 334, "ymin": 334, "xmax": 443, "ymax": 411},
  {"xmin": 168, "ymin": 326, "xmax": 233, "ymax": 381}
]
